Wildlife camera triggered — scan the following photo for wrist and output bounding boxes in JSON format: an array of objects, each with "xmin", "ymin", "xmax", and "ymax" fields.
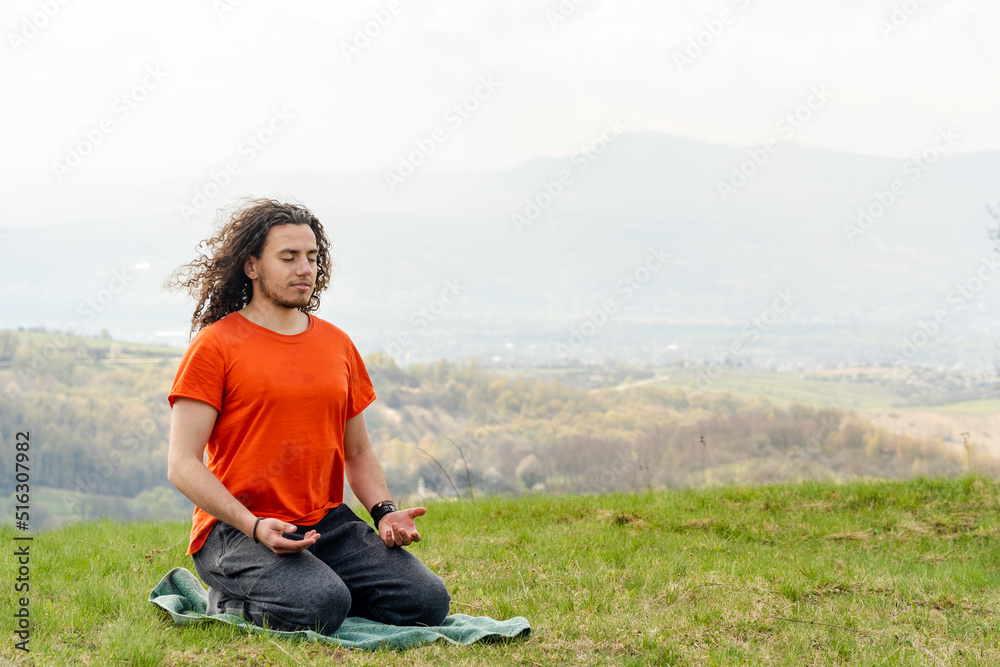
[
  {"xmin": 369, "ymin": 500, "xmax": 398, "ymax": 530},
  {"xmin": 252, "ymin": 516, "xmax": 263, "ymax": 543}
]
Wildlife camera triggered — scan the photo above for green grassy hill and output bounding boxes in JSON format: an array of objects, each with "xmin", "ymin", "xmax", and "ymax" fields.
[{"xmin": 3, "ymin": 476, "xmax": 1000, "ymax": 665}]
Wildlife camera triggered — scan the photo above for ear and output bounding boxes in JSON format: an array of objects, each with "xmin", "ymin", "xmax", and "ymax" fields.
[{"xmin": 244, "ymin": 257, "xmax": 256, "ymax": 279}]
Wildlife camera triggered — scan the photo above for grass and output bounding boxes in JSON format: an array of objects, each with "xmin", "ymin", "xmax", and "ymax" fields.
[{"xmin": 3, "ymin": 476, "xmax": 1000, "ymax": 665}]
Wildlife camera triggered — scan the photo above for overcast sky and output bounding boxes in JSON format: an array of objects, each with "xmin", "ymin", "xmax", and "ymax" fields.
[{"xmin": 1, "ymin": 0, "xmax": 997, "ymax": 215}]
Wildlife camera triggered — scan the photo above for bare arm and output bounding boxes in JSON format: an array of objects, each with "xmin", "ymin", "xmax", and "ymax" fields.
[
  {"xmin": 344, "ymin": 412, "xmax": 425, "ymax": 547},
  {"xmin": 167, "ymin": 397, "xmax": 317, "ymax": 554}
]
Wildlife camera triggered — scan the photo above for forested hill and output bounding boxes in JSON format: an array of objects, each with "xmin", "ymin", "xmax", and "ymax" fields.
[{"xmin": 0, "ymin": 329, "xmax": 992, "ymax": 530}]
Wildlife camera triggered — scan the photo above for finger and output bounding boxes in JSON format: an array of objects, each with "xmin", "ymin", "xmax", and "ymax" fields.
[
  {"xmin": 263, "ymin": 519, "xmax": 296, "ymax": 536},
  {"xmin": 408, "ymin": 507, "xmax": 427, "ymax": 518},
  {"xmin": 392, "ymin": 524, "xmax": 404, "ymax": 547},
  {"xmin": 266, "ymin": 520, "xmax": 296, "ymax": 534},
  {"xmin": 272, "ymin": 538, "xmax": 312, "ymax": 554},
  {"xmin": 410, "ymin": 531, "xmax": 421, "ymax": 543},
  {"xmin": 266, "ymin": 526, "xmax": 317, "ymax": 554}
]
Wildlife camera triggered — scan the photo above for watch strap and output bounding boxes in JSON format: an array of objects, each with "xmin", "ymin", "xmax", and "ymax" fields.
[{"xmin": 370, "ymin": 500, "xmax": 398, "ymax": 530}]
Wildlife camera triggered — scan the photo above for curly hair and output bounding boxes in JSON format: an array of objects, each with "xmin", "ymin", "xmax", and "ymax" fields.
[{"xmin": 166, "ymin": 198, "xmax": 335, "ymax": 338}]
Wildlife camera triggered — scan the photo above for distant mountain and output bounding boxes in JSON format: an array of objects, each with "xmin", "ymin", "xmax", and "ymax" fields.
[{"xmin": 3, "ymin": 132, "xmax": 998, "ymax": 368}]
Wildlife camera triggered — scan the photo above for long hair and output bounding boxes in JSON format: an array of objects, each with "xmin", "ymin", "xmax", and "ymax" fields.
[{"xmin": 166, "ymin": 198, "xmax": 335, "ymax": 338}]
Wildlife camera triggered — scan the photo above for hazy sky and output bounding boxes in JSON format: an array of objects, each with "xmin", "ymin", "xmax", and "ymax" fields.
[{"xmin": 2, "ymin": 0, "xmax": 997, "ymax": 203}]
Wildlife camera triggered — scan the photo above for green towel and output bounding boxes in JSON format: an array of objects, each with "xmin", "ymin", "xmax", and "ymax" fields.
[{"xmin": 149, "ymin": 567, "xmax": 531, "ymax": 651}]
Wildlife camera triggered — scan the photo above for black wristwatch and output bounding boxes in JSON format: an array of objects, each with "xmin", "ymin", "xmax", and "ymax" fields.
[{"xmin": 370, "ymin": 500, "xmax": 398, "ymax": 530}]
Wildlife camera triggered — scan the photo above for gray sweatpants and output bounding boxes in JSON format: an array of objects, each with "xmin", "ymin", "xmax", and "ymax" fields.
[{"xmin": 192, "ymin": 503, "xmax": 451, "ymax": 634}]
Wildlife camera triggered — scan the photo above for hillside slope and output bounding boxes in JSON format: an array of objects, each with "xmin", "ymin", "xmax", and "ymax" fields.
[{"xmin": 3, "ymin": 477, "xmax": 1000, "ymax": 665}]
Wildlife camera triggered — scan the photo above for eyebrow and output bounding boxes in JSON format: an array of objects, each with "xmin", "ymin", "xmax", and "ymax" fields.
[{"xmin": 278, "ymin": 248, "xmax": 319, "ymax": 254}]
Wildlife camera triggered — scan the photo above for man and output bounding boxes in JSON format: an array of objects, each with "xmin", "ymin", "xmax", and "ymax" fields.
[{"xmin": 165, "ymin": 198, "xmax": 450, "ymax": 634}]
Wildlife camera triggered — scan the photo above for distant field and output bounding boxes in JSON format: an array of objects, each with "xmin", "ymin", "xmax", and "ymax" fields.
[
  {"xmin": 494, "ymin": 365, "xmax": 918, "ymax": 410},
  {"xmin": 7, "ymin": 330, "xmax": 182, "ymax": 356},
  {"xmin": 924, "ymin": 399, "xmax": 1000, "ymax": 415},
  {"xmin": 666, "ymin": 369, "xmax": 1000, "ymax": 457},
  {"xmin": 647, "ymin": 369, "xmax": 903, "ymax": 411},
  {"xmin": 3, "ymin": 477, "xmax": 1000, "ymax": 665},
  {"xmin": 498, "ymin": 365, "xmax": 1000, "ymax": 457}
]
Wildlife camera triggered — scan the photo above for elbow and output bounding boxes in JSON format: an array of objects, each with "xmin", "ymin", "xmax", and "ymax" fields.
[
  {"xmin": 166, "ymin": 460, "xmax": 180, "ymax": 489},
  {"xmin": 166, "ymin": 455, "xmax": 187, "ymax": 490}
]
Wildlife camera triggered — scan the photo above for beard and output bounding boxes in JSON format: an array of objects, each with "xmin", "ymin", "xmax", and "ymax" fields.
[{"xmin": 257, "ymin": 270, "xmax": 312, "ymax": 310}]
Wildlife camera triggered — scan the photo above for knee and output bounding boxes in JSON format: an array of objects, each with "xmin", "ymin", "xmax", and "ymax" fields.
[
  {"xmin": 423, "ymin": 576, "xmax": 452, "ymax": 625},
  {"xmin": 407, "ymin": 575, "xmax": 452, "ymax": 627},
  {"xmin": 254, "ymin": 577, "xmax": 352, "ymax": 634},
  {"xmin": 303, "ymin": 578, "xmax": 353, "ymax": 634}
]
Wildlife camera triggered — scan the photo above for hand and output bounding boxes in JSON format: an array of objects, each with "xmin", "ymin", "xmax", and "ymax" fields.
[
  {"xmin": 378, "ymin": 507, "xmax": 426, "ymax": 548},
  {"xmin": 256, "ymin": 518, "xmax": 319, "ymax": 555}
]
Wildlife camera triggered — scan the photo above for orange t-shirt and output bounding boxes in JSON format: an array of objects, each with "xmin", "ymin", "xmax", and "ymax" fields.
[{"xmin": 167, "ymin": 312, "xmax": 376, "ymax": 555}]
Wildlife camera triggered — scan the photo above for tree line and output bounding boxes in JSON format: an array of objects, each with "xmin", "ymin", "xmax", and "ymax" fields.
[{"xmin": 0, "ymin": 333, "xmax": 990, "ymax": 529}]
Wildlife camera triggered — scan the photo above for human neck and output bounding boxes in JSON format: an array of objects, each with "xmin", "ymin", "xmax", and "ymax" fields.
[{"xmin": 239, "ymin": 301, "xmax": 310, "ymax": 335}]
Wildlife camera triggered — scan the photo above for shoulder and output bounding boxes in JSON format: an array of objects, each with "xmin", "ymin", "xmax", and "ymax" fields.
[
  {"xmin": 174, "ymin": 320, "xmax": 228, "ymax": 368},
  {"xmin": 181, "ymin": 313, "xmax": 254, "ymax": 361},
  {"xmin": 187, "ymin": 319, "xmax": 223, "ymax": 348},
  {"xmin": 196, "ymin": 312, "xmax": 256, "ymax": 346},
  {"xmin": 309, "ymin": 315, "xmax": 356, "ymax": 344},
  {"xmin": 308, "ymin": 316, "xmax": 369, "ymax": 368}
]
